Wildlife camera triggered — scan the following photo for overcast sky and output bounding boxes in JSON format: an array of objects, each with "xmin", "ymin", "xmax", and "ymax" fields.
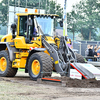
[
  {"xmin": 56, "ymin": 0, "xmax": 81, "ymax": 12},
  {"xmin": 0, "ymin": 0, "xmax": 81, "ymax": 12}
]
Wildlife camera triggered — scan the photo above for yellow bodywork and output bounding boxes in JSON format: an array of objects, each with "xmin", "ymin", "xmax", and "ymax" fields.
[
  {"xmin": 16, "ymin": 13, "xmax": 59, "ymax": 17},
  {"xmin": 0, "ymin": 13, "xmax": 59, "ymax": 69},
  {"xmin": 1, "ymin": 34, "xmax": 55, "ymax": 69},
  {"xmin": 12, "ymin": 36, "xmax": 55, "ymax": 68},
  {"xmin": 12, "ymin": 52, "xmax": 29, "ymax": 68},
  {"xmin": 14, "ymin": 36, "xmax": 42, "ymax": 49},
  {"xmin": 54, "ymin": 37, "xmax": 60, "ymax": 49},
  {"xmin": 1, "ymin": 33, "xmax": 13, "ymax": 42}
]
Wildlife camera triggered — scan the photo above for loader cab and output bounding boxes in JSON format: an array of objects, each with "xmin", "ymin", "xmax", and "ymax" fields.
[
  {"xmin": 15, "ymin": 13, "xmax": 59, "ymax": 45},
  {"xmin": 36, "ymin": 16, "xmax": 54, "ymax": 36},
  {"xmin": 18, "ymin": 15, "xmax": 52, "ymax": 42},
  {"xmin": 19, "ymin": 15, "xmax": 36, "ymax": 42},
  {"xmin": 17, "ymin": 14, "xmax": 58, "ymax": 36}
]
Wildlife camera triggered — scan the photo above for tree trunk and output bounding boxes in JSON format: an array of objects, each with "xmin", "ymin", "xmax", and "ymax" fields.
[
  {"xmin": 89, "ymin": 30, "xmax": 91, "ymax": 40},
  {"xmin": 81, "ymin": 28, "xmax": 83, "ymax": 39},
  {"xmin": 73, "ymin": 31, "xmax": 74, "ymax": 41}
]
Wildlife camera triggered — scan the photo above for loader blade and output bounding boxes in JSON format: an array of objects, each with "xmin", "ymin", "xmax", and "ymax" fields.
[{"xmin": 70, "ymin": 63, "xmax": 100, "ymax": 80}]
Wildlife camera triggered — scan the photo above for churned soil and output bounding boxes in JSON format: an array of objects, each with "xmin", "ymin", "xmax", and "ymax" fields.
[
  {"xmin": 46, "ymin": 76, "xmax": 100, "ymax": 88},
  {"xmin": 0, "ymin": 72, "xmax": 100, "ymax": 88}
]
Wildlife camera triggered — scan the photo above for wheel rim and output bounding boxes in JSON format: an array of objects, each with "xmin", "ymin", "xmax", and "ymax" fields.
[
  {"xmin": 31, "ymin": 60, "xmax": 40, "ymax": 75},
  {"xmin": 0, "ymin": 57, "xmax": 7, "ymax": 72}
]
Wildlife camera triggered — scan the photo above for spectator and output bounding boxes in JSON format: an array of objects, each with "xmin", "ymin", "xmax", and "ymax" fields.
[
  {"xmin": 85, "ymin": 45, "xmax": 90, "ymax": 56},
  {"xmin": 94, "ymin": 44, "xmax": 97, "ymax": 49},
  {"xmin": 88, "ymin": 45, "xmax": 93, "ymax": 61},
  {"xmin": 94, "ymin": 44, "xmax": 98, "ymax": 52},
  {"xmin": 88, "ymin": 45, "xmax": 93, "ymax": 56},
  {"xmin": 94, "ymin": 48, "xmax": 98, "ymax": 58},
  {"xmin": 67, "ymin": 38, "xmax": 73, "ymax": 49},
  {"xmin": 97, "ymin": 46, "xmax": 100, "ymax": 59}
]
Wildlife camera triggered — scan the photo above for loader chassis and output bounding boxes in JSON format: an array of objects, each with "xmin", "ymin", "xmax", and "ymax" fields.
[{"xmin": 0, "ymin": 13, "xmax": 77, "ymax": 80}]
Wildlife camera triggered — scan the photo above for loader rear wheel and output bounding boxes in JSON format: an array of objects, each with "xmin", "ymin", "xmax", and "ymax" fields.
[
  {"xmin": 28, "ymin": 52, "xmax": 53, "ymax": 81},
  {"xmin": 75, "ymin": 53, "xmax": 85, "ymax": 63},
  {"xmin": 0, "ymin": 50, "xmax": 18, "ymax": 77}
]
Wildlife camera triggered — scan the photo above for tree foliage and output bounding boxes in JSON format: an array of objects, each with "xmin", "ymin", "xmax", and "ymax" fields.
[
  {"xmin": 68, "ymin": 0, "xmax": 100, "ymax": 40},
  {"xmin": 0, "ymin": 0, "xmax": 63, "ymax": 28},
  {"xmin": 67, "ymin": 11, "xmax": 79, "ymax": 41}
]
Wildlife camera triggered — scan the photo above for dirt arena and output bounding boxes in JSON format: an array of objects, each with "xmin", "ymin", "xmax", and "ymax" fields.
[{"xmin": 0, "ymin": 71, "xmax": 100, "ymax": 100}]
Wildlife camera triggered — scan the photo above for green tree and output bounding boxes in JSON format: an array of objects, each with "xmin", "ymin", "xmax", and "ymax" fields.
[
  {"xmin": 0, "ymin": 0, "xmax": 63, "ymax": 28},
  {"xmin": 0, "ymin": 25, "xmax": 7, "ymax": 35},
  {"xmin": 67, "ymin": 11, "xmax": 78, "ymax": 41},
  {"xmin": 0, "ymin": 0, "xmax": 8, "ymax": 26},
  {"xmin": 71, "ymin": 0, "xmax": 100, "ymax": 40}
]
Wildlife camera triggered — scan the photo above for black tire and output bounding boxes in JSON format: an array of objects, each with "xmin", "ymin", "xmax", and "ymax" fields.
[
  {"xmin": 0, "ymin": 50, "xmax": 18, "ymax": 77},
  {"xmin": 28, "ymin": 52, "xmax": 53, "ymax": 81},
  {"xmin": 75, "ymin": 53, "xmax": 85, "ymax": 63}
]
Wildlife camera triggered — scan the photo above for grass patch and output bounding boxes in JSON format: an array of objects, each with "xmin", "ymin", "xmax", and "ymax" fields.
[
  {"xmin": 84, "ymin": 58, "xmax": 87, "ymax": 62},
  {"xmin": 0, "ymin": 35, "xmax": 4, "ymax": 40},
  {"xmin": 0, "ymin": 35, "xmax": 4, "ymax": 38},
  {"xmin": 18, "ymin": 68, "xmax": 25, "ymax": 71}
]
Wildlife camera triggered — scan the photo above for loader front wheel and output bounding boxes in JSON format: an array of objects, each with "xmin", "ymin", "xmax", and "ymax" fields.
[
  {"xmin": 0, "ymin": 50, "xmax": 18, "ymax": 77},
  {"xmin": 28, "ymin": 52, "xmax": 53, "ymax": 81}
]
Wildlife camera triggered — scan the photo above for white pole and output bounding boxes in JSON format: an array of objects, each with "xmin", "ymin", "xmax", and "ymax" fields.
[
  {"xmin": 26, "ymin": 0, "xmax": 27, "ymax": 8},
  {"xmin": 45, "ymin": 0, "xmax": 47, "ymax": 14},
  {"xmin": 39, "ymin": 0, "xmax": 40, "ymax": 13},
  {"xmin": 63, "ymin": 0, "xmax": 67, "ymax": 36},
  {"xmin": 18, "ymin": 0, "xmax": 20, "ymax": 13},
  {"xmin": 14, "ymin": 0, "xmax": 16, "ymax": 20},
  {"xmin": 49, "ymin": 1, "xmax": 50, "ymax": 13},
  {"xmin": 7, "ymin": 0, "xmax": 9, "ymax": 34},
  {"xmin": 55, "ymin": 0, "xmax": 57, "ymax": 14}
]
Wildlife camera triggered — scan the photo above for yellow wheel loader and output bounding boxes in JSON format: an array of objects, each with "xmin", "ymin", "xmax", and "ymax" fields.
[{"xmin": 0, "ymin": 13, "xmax": 85, "ymax": 80}]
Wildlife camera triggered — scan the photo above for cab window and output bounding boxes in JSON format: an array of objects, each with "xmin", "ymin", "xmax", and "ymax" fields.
[{"xmin": 19, "ymin": 16, "xmax": 27, "ymax": 36}]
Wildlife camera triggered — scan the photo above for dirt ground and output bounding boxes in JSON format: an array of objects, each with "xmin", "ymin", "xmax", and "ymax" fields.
[{"xmin": 0, "ymin": 71, "xmax": 100, "ymax": 100}]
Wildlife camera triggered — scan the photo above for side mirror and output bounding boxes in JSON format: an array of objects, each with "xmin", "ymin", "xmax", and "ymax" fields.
[
  {"xmin": 11, "ymin": 23, "xmax": 16, "ymax": 31},
  {"xmin": 11, "ymin": 23, "xmax": 17, "ymax": 38},
  {"xmin": 59, "ymin": 20, "xmax": 63, "ymax": 27}
]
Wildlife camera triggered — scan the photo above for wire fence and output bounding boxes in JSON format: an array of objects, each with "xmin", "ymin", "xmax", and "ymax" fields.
[{"xmin": 73, "ymin": 40, "xmax": 100, "ymax": 58}]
